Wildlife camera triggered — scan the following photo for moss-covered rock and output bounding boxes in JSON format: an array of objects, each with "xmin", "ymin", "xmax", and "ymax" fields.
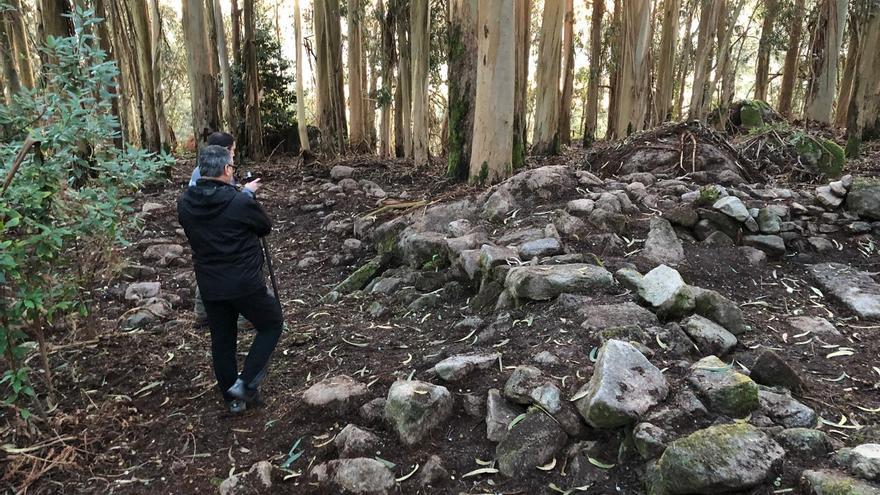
[
  {"xmin": 650, "ymin": 423, "xmax": 784, "ymax": 495},
  {"xmin": 739, "ymin": 100, "xmax": 772, "ymax": 129},
  {"xmin": 496, "ymin": 409, "xmax": 567, "ymax": 477},
  {"xmin": 847, "ymin": 178, "xmax": 880, "ymax": 220},
  {"xmin": 330, "ymin": 254, "xmax": 391, "ymax": 295},
  {"xmin": 688, "ymin": 356, "xmax": 759, "ymax": 418},
  {"xmin": 801, "ymin": 469, "xmax": 880, "ymax": 495},
  {"xmin": 796, "ymin": 137, "xmax": 846, "ymax": 178}
]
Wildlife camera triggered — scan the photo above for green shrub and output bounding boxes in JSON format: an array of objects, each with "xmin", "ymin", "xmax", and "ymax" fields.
[{"xmin": 0, "ymin": 9, "xmax": 166, "ymax": 420}]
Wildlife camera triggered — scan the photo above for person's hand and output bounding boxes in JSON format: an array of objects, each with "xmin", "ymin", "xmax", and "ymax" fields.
[{"xmin": 244, "ymin": 178, "xmax": 262, "ymax": 194}]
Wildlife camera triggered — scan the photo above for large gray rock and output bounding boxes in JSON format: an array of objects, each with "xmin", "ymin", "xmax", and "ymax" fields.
[
  {"xmin": 688, "ymin": 356, "xmax": 759, "ymax": 418},
  {"xmin": 751, "ymin": 349, "xmax": 805, "ymax": 392},
  {"xmin": 567, "ymin": 198, "xmax": 596, "ymax": 217},
  {"xmin": 504, "ymin": 264, "xmax": 615, "ymax": 301},
  {"xmin": 836, "ymin": 444, "xmax": 880, "ymax": 481},
  {"xmin": 758, "ymin": 208, "xmax": 782, "ymax": 234},
  {"xmin": 330, "ymin": 165, "xmax": 354, "ymax": 180},
  {"xmin": 482, "ymin": 187, "xmax": 517, "ymax": 221},
  {"xmin": 219, "ymin": 461, "xmax": 273, "ymax": 495},
  {"xmin": 518, "ymin": 237, "xmax": 563, "ymax": 260},
  {"xmin": 385, "ymin": 380, "xmax": 453, "ymax": 445},
  {"xmin": 496, "ymin": 409, "xmax": 567, "ymax": 477},
  {"xmin": 774, "ymin": 428, "xmax": 831, "ymax": 456},
  {"xmin": 143, "ymin": 243, "xmax": 184, "ymax": 266},
  {"xmin": 846, "ymin": 179, "xmax": 880, "ymax": 220},
  {"xmin": 574, "ymin": 340, "xmax": 668, "ymax": 428},
  {"xmin": 693, "ymin": 287, "xmax": 746, "ymax": 335},
  {"xmin": 714, "ymin": 196, "xmax": 750, "ymax": 222},
  {"xmin": 643, "ymin": 217, "xmax": 685, "ymax": 266},
  {"xmin": 801, "ymin": 469, "xmax": 880, "ymax": 495},
  {"xmin": 787, "ymin": 316, "xmax": 841, "ymax": 338},
  {"xmin": 743, "ymin": 234, "xmax": 786, "ymax": 257},
  {"xmin": 681, "ymin": 315, "xmax": 737, "ymax": 356},
  {"xmin": 303, "ymin": 375, "xmax": 369, "ymax": 414},
  {"xmin": 311, "ymin": 458, "xmax": 396, "ymax": 494},
  {"xmin": 816, "ymin": 185, "xmax": 845, "ymax": 208},
  {"xmin": 503, "ymin": 366, "xmax": 544, "ymax": 404},
  {"xmin": 758, "ymin": 386, "xmax": 817, "ymax": 428},
  {"xmin": 650, "ymin": 424, "xmax": 784, "ymax": 494},
  {"xmin": 637, "ymin": 265, "xmax": 696, "ymax": 319},
  {"xmin": 486, "ymin": 388, "xmax": 523, "ymax": 442},
  {"xmin": 810, "ymin": 263, "xmax": 880, "ymax": 319},
  {"xmin": 434, "ymin": 353, "xmax": 500, "ymax": 382}
]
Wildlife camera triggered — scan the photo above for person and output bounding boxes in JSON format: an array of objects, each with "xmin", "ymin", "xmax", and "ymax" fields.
[
  {"xmin": 177, "ymin": 145, "xmax": 283, "ymax": 414},
  {"xmin": 190, "ymin": 132, "xmax": 252, "ymax": 328}
]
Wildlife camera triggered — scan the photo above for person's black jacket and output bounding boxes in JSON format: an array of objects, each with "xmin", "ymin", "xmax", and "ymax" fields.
[{"xmin": 177, "ymin": 179, "xmax": 271, "ymax": 301}]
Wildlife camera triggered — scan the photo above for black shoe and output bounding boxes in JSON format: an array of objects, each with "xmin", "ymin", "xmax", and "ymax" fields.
[
  {"xmin": 226, "ymin": 378, "xmax": 260, "ymax": 404},
  {"xmin": 227, "ymin": 399, "xmax": 246, "ymax": 414}
]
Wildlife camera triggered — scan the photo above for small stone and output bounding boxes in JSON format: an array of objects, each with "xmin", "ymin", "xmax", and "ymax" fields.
[
  {"xmin": 311, "ymin": 458, "xmax": 395, "ymax": 495},
  {"xmin": 334, "ymin": 424, "xmax": 381, "ymax": 458},
  {"xmin": 637, "ymin": 264, "xmax": 696, "ymax": 319},
  {"xmin": 689, "ymin": 356, "xmax": 759, "ymax": 418},
  {"xmin": 518, "ymin": 237, "xmax": 563, "ymax": 260},
  {"xmin": 567, "ymin": 198, "xmax": 596, "ymax": 217},
  {"xmin": 849, "ymin": 221, "xmax": 874, "ymax": 234},
  {"xmin": 830, "ymin": 180, "xmax": 848, "ymax": 197},
  {"xmin": 634, "ymin": 422, "xmax": 669, "ymax": 460},
  {"xmin": 434, "ymin": 353, "xmax": 500, "ymax": 382},
  {"xmin": 141, "ymin": 202, "xmax": 166, "ymax": 215},
  {"xmin": 384, "ymin": 380, "xmax": 453, "ymax": 446},
  {"xmin": 682, "ymin": 315, "xmax": 738, "ymax": 356},
  {"xmin": 343, "ymin": 238, "xmax": 363, "ymax": 251},
  {"xmin": 663, "ymin": 206, "xmax": 699, "ymax": 228},
  {"xmin": 330, "ymin": 165, "xmax": 354, "ymax": 180},
  {"xmin": 801, "ymin": 469, "xmax": 880, "ymax": 495},
  {"xmin": 462, "ymin": 393, "xmax": 484, "ymax": 417},
  {"xmin": 615, "ymin": 267, "xmax": 643, "ymax": 292},
  {"xmin": 575, "ymin": 301, "xmax": 659, "ymax": 330},
  {"xmin": 124, "ymin": 281, "xmax": 161, "ymax": 302},
  {"xmin": 836, "ymin": 444, "xmax": 880, "ymax": 481},
  {"xmin": 758, "ymin": 386, "xmax": 817, "ymax": 428},
  {"xmin": 486, "ymin": 388, "xmax": 523, "ymax": 442},
  {"xmin": 143, "ymin": 243, "xmax": 184, "ymax": 266},
  {"xmin": 693, "ymin": 287, "xmax": 746, "ymax": 335},
  {"xmin": 744, "ymin": 216, "xmax": 760, "ymax": 232},
  {"xmin": 642, "ymin": 217, "xmax": 685, "ymax": 266},
  {"xmin": 303, "ymin": 375, "xmax": 369, "ymax": 414},
  {"xmin": 758, "ymin": 208, "xmax": 782, "ymax": 234},
  {"xmin": 219, "ymin": 461, "xmax": 273, "ymax": 495},
  {"xmin": 714, "ymin": 196, "xmax": 750, "ymax": 222},
  {"xmin": 533, "ymin": 351, "xmax": 561, "ymax": 365},
  {"xmin": 787, "ymin": 316, "xmax": 842, "ymax": 338},
  {"xmin": 418, "ymin": 455, "xmax": 448, "ymax": 487},
  {"xmin": 359, "ymin": 398, "xmax": 387, "ymax": 425},
  {"xmin": 574, "ymin": 340, "xmax": 668, "ymax": 428},
  {"xmin": 816, "ymin": 185, "xmax": 845, "ymax": 209},
  {"xmin": 503, "ymin": 366, "xmax": 544, "ymax": 404},
  {"xmin": 774, "ymin": 428, "xmax": 831, "ymax": 456},
  {"xmin": 847, "ymin": 179, "xmax": 880, "ymax": 220},
  {"xmin": 808, "ymin": 236, "xmax": 835, "ymax": 252},
  {"xmin": 751, "ymin": 349, "xmax": 805, "ymax": 392},
  {"xmin": 743, "ymin": 234, "xmax": 786, "ymax": 257},
  {"xmin": 359, "ymin": 180, "xmax": 386, "ymax": 198},
  {"xmin": 703, "ymin": 231, "xmax": 735, "ymax": 247},
  {"xmin": 496, "ymin": 409, "xmax": 567, "ymax": 477}
]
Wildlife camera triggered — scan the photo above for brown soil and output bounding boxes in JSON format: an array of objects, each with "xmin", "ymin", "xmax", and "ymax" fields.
[{"xmin": 2, "ymin": 152, "xmax": 879, "ymax": 495}]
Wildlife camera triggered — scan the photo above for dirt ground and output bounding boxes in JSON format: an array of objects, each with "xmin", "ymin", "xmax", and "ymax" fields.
[{"xmin": 1, "ymin": 150, "xmax": 879, "ymax": 495}]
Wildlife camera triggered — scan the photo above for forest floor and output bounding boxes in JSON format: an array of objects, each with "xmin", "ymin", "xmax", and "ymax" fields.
[{"xmin": 2, "ymin": 141, "xmax": 880, "ymax": 495}]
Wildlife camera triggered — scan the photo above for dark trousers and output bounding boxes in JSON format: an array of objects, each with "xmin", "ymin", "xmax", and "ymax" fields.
[{"xmin": 202, "ymin": 288, "xmax": 283, "ymax": 400}]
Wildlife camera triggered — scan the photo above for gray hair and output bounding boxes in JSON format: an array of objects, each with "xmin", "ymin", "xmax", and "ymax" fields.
[{"xmin": 198, "ymin": 145, "xmax": 232, "ymax": 178}]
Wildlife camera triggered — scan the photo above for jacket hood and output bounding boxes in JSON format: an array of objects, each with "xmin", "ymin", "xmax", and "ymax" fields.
[{"xmin": 178, "ymin": 179, "xmax": 238, "ymax": 221}]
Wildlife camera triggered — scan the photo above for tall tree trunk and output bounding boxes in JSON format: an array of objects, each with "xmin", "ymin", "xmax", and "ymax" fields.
[
  {"xmin": 109, "ymin": 0, "xmax": 142, "ymax": 147},
  {"xmin": 654, "ymin": 0, "xmax": 680, "ymax": 124},
  {"xmin": 39, "ymin": 0, "xmax": 73, "ymax": 39},
  {"xmin": 834, "ymin": 14, "xmax": 859, "ymax": 128},
  {"xmin": 181, "ymin": 0, "xmax": 221, "ymax": 144},
  {"xmin": 347, "ymin": 0, "xmax": 369, "ymax": 152},
  {"xmin": 447, "ymin": 0, "xmax": 478, "ymax": 180},
  {"xmin": 469, "ymin": 0, "xmax": 514, "ymax": 185},
  {"xmin": 410, "ymin": 0, "xmax": 430, "ymax": 166},
  {"xmin": 212, "ymin": 0, "xmax": 236, "ymax": 131},
  {"xmin": 315, "ymin": 0, "xmax": 347, "ymax": 155},
  {"xmin": 378, "ymin": 0, "xmax": 395, "ymax": 157},
  {"xmin": 688, "ymin": 0, "xmax": 720, "ymax": 120},
  {"xmin": 395, "ymin": 0, "xmax": 412, "ymax": 158},
  {"xmin": 615, "ymin": 0, "xmax": 652, "ymax": 136},
  {"xmin": 126, "ymin": 0, "xmax": 162, "ymax": 152},
  {"xmin": 94, "ymin": 0, "xmax": 123, "ymax": 147},
  {"xmin": 231, "ymin": 0, "xmax": 242, "ymax": 66},
  {"xmin": 605, "ymin": 0, "xmax": 621, "ymax": 139},
  {"xmin": 512, "ymin": 0, "xmax": 529, "ymax": 167},
  {"xmin": 7, "ymin": 0, "xmax": 34, "ymax": 89},
  {"xmin": 674, "ymin": 0, "xmax": 696, "ymax": 119},
  {"xmin": 709, "ymin": 0, "xmax": 743, "ymax": 121},
  {"xmin": 583, "ymin": 0, "xmax": 603, "ymax": 146},
  {"xmin": 754, "ymin": 0, "xmax": 778, "ymax": 101},
  {"xmin": 559, "ymin": 0, "xmax": 575, "ymax": 146},
  {"xmin": 778, "ymin": 0, "xmax": 805, "ymax": 116},
  {"xmin": 294, "ymin": 0, "xmax": 310, "ymax": 152},
  {"xmin": 532, "ymin": 0, "xmax": 564, "ymax": 154},
  {"xmin": 845, "ymin": 3, "xmax": 880, "ymax": 156},
  {"xmin": 366, "ymin": 58, "xmax": 377, "ymax": 150},
  {"xmin": 148, "ymin": 0, "xmax": 173, "ymax": 150},
  {"xmin": 242, "ymin": 0, "xmax": 263, "ymax": 159},
  {"xmin": 0, "ymin": 12, "xmax": 21, "ymax": 104},
  {"xmin": 804, "ymin": 0, "xmax": 847, "ymax": 123}
]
